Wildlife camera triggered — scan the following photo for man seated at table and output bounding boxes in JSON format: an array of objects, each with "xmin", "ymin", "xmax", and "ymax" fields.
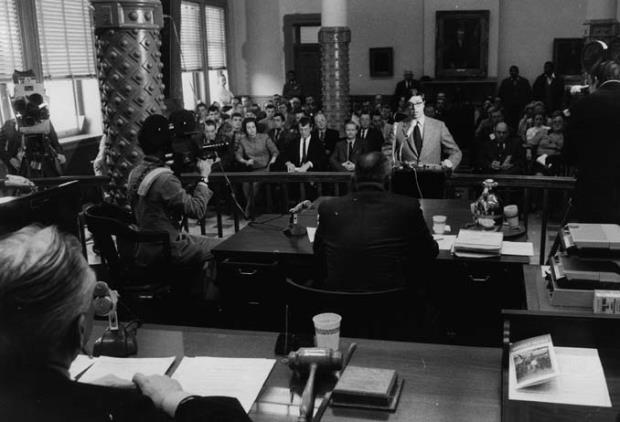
[
  {"xmin": 314, "ymin": 151, "xmax": 438, "ymax": 291},
  {"xmin": 0, "ymin": 225, "xmax": 251, "ymax": 422}
]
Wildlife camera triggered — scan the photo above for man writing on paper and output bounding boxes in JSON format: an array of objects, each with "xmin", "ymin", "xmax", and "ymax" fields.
[
  {"xmin": 392, "ymin": 94, "xmax": 462, "ymax": 170},
  {"xmin": 314, "ymin": 152, "xmax": 438, "ymax": 291}
]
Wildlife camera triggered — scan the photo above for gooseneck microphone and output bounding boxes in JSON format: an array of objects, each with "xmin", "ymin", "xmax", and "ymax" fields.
[{"xmin": 289, "ymin": 199, "xmax": 312, "ymax": 214}]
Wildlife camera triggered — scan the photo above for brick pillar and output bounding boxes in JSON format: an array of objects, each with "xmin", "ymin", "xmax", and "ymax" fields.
[
  {"xmin": 319, "ymin": 27, "xmax": 351, "ymax": 135},
  {"xmin": 91, "ymin": 0, "xmax": 166, "ymax": 207}
]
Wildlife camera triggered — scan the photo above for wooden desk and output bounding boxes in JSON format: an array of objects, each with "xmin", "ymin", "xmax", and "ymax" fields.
[
  {"xmin": 213, "ymin": 198, "xmax": 529, "ymax": 265},
  {"xmin": 91, "ymin": 324, "xmax": 501, "ymax": 421}
]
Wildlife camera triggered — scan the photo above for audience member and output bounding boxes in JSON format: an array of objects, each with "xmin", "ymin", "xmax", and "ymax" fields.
[
  {"xmin": 358, "ymin": 110, "xmax": 384, "ymax": 152},
  {"xmin": 258, "ymin": 103, "xmax": 276, "ymax": 132},
  {"xmin": 524, "ymin": 112, "xmax": 550, "ymax": 162},
  {"xmin": 282, "ymin": 70, "xmax": 303, "ymax": 99},
  {"xmin": 533, "ymin": 61, "xmax": 565, "ymax": 114},
  {"xmin": 392, "ymin": 70, "xmax": 421, "ymax": 108},
  {"xmin": 282, "ymin": 117, "xmax": 326, "ymax": 172},
  {"xmin": 212, "ymin": 73, "xmax": 234, "ymax": 106},
  {"xmin": 314, "ymin": 151, "xmax": 438, "ymax": 291},
  {"xmin": 269, "ymin": 112, "xmax": 288, "ymax": 152},
  {"xmin": 392, "ymin": 94, "xmax": 462, "ymax": 169},
  {"xmin": 566, "ymin": 60, "xmax": 620, "ymax": 223},
  {"xmin": 517, "ymin": 102, "xmax": 535, "ymax": 141},
  {"xmin": 0, "ymin": 226, "xmax": 250, "ymax": 422},
  {"xmin": 533, "ymin": 111, "xmax": 565, "ymax": 175},
  {"xmin": 312, "ymin": 113, "xmax": 339, "ymax": 156},
  {"xmin": 372, "ymin": 111, "xmax": 393, "ymax": 147},
  {"xmin": 330, "ymin": 121, "xmax": 367, "ymax": 172},
  {"xmin": 498, "ymin": 65, "xmax": 532, "ymax": 130},
  {"xmin": 474, "ymin": 107, "xmax": 505, "ymax": 169},
  {"xmin": 480, "ymin": 122, "xmax": 521, "ymax": 174}
]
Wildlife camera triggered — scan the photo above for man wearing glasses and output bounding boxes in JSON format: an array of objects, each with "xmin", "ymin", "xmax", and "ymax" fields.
[{"xmin": 392, "ymin": 94, "xmax": 462, "ymax": 170}]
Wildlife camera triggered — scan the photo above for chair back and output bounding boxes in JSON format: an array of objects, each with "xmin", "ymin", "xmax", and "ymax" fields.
[
  {"xmin": 284, "ymin": 278, "xmax": 411, "ymax": 340},
  {"xmin": 84, "ymin": 203, "xmax": 171, "ymax": 291}
]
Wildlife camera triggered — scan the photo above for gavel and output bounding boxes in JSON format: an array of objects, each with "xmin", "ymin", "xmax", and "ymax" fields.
[{"xmin": 288, "ymin": 348, "xmax": 343, "ymax": 422}]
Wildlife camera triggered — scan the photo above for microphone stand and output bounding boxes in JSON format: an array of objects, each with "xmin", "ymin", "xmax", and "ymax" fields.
[{"xmin": 284, "ymin": 211, "xmax": 307, "ymax": 237}]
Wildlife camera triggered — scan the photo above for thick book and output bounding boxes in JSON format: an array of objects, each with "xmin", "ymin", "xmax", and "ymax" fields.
[
  {"xmin": 331, "ymin": 366, "xmax": 403, "ymax": 411},
  {"xmin": 453, "ymin": 229, "xmax": 503, "ymax": 255}
]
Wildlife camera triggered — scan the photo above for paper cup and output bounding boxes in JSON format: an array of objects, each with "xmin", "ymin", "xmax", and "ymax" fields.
[
  {"xmin": 432, "ymin": 215, "xmax": 447, "ymax": 234},
  {"xmin": 504, "ymin": 205, "xmax": 519, "ymax": 228},
  {"xmin": 312, "ymin": 313, "xmax": 341, "ymax": 351}
]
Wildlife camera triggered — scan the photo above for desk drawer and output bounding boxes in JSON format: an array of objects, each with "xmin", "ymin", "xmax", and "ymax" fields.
[{"xmin": 218, "ymin": 259, "xmax": 284, "ymax": 304}]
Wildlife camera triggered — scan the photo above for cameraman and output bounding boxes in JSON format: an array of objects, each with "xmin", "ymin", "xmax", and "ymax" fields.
[{"xmin": 128, "ymin": 115, "xmax": 218, "ymax": 282}]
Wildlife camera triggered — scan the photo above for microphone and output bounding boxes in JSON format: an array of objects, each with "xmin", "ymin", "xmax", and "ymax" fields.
[
  {"xmin": 93, "ymin": 281, "xmax": 117, "ymax": 318},
  {"xmin": 289, "ymin": 199, "xmax": 312, "ymax": 214},
  {"xmin": 92, "ymin": 281, "xmax": 138, "ymax": 358}
]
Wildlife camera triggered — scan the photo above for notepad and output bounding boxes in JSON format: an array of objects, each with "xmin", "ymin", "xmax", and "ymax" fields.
[
  {"xmin": 78, "ymin": 356, "xmax": 175, "ymax": 384},
  {"xmin": 501, "ymin": 241, "xmax": 534, "ymax": 257},
  {"xmin": 69, "ymin": 354, "xmax": 98, "ymax": 380},
  {"xmin": 172, "ymin": 356, "xmax": 276, "ymax": 413}
]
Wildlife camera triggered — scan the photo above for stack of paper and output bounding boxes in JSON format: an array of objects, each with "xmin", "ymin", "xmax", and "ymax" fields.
[
  {"xmin": 172, "ymin": 357, "xmax": 276, "ymax": 413},
  {"xmin": 453, "ymin": 229, "xmax": 503, "ymax": 255},
  {"xmin": 78, "ymin": 356, "xmax": 175, "ymax": 384}
]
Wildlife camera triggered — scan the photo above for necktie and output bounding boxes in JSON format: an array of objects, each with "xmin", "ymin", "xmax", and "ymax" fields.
[
  {"xmin": 301, "ymin": 138, "xmax": 307, "ymax": 164},
  {"xmin": 362, "ymin": 129, "xmax": 367, "ymax": 140},
  {"xmin": 414, "ymin": 122, "xmax": 423, "ymax": 155},
  {"xmin": 348, "ymin": 141, "xmax": 353, "ymax": 161},
  {"xmin": 275, "ymin": 129, "xmax": 280, "ymax": 140},
  {"xmin": 320, "ymin": 130, "xmax": 325, "ymax": 142}
]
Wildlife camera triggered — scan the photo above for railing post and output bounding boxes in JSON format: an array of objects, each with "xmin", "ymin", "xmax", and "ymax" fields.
[{"xmin": 540, "ymin": 188, "xmax": 550, "ymax": 264}]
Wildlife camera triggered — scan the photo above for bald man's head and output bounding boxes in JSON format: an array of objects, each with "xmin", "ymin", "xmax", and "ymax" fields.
[
  {"xmin": 355, "ymin": 152, "xmax": 391, "ymax": 184},
  {"xmin": 494, "ymin": 122, "xmax": 509, "ymax": 142}
]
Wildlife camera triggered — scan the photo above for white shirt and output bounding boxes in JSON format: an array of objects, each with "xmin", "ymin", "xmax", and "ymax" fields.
[{"xmin": 406, "ymin": 116, "xmax": 425, "ymax": 139}]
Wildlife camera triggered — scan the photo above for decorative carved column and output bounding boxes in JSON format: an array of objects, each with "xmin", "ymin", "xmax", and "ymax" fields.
[
  {"xmin": 320, "ymin": 0, "xmax": 350, "ymax": 135},
  {"xmin": 91, "ymin": 0, "xmax": 166, "ymax": 206}
]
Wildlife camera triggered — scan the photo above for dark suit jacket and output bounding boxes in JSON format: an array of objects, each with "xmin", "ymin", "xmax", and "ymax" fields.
[
  {"xmin": 532, "ymin": 73, "xmax": 565, "ymax": 112},
  {"xmin": 359, "ymin": 127, "xmax": 384, "ymax": 152},
  {"xmin": 480, "ymin": 136, "xmax": 523, "ymax": 174},
  {"xmin": 313, "ymin": 183, "xmax": 438, "ymax": 291},
  {"xmin": 283, "ymin": 134, "xmax": 327, "ymax": 170},
  {"xmin": 312, "ymin": 128, "xmax": 340, "ymax": 156},
  {"xmin": 0, "ymin": 367, "xmax": 251, "ymax": 422},
  {"xmin": 329, "ymin": 137, "xmax": 368, "ymax": 171},
  {"xmin": 565, "ymin": 81, "xmax": 620, "ymax": 223}
]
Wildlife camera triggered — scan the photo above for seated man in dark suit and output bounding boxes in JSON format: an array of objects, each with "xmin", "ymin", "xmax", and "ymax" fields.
[
  {"xmin": 312, "ymin": 113, "xmax": 340, "ymax": 156},
  {"xmin": 358, "ymin": 111, "xmax": 384, "ymax": 152},
  {"xmin": 314, "ymin": 152, "xmax": 438, "ymax": 291},
  {"xmin": 282, "ymin": 116, "xmax": 327, "ymax": 172},
  {"xmin": 480, "ymin": 122, "xmax": 522, "ymax": 174},
  {"xmin": 329, "ymin": 120, "xmax": 368, "ymax": 171}
]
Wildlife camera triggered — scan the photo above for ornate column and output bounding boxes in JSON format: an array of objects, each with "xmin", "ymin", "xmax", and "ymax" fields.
[
  {"xmin": 91, "ymin": 0, "xmax": 166, "ymax": 206},
  {"xmin": 319, "ymin": 0, "xmax": 350, "ymax": 135}
]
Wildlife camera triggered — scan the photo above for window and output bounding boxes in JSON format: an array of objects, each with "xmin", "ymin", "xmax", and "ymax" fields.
[
  {"xmin": 35, "ymin": 0, "xmax": 102, "ymax": 138},
  {"xmin": 180, "ymin": 1, "xmax": 230, "ymax": 110},
  {"xmin": 205, "ymin": 5, "xmax": 229, "ymax": 106},
  {"xmin": 180, "ymin": 1, "xmax": 206, "ymax": 110},
  {"xmin": 0, "ymin": 0, "xmax": 24, "ymax": 124}
]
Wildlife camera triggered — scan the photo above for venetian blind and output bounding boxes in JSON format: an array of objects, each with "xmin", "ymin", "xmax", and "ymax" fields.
[
  {"xmin": 181, "ymin": 1, "xmax": 204, "ymax": 72},
  {"xmin": 35, "ymin": 0, "xmax": 96, "ymax": 79},
  {"xmin": 0, "ymin": 0, "xmax": 24, "ymax": 80},
  {"xmin": 205, "ymin": 5, "xmax": 227, "ymax": 70}
]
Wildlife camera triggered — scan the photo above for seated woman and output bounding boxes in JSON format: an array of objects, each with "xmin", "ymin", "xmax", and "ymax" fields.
[
  {"xmin": 524, "ymin": 112, "xmax": 551, "ymax": 170},
  {"xmin": 235, "ymin": 117, "xmax": 279, "ymax": 218},
  {"xmin": 0, "ymin": 225, "xmax": 251, "ymax": 422},
  {"xmin": 533, "ymin": 111, "xmax": 565, "ymax": 175}
]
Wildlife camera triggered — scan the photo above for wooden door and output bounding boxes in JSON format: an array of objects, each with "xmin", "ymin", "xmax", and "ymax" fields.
[{"xmin": 294, "ymin": 44, "xmax": 321, "ymax": 102}]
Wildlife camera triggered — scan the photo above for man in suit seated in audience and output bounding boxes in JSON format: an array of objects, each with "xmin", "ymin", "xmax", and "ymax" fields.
[
  {"xmin": 474, "ymin": 107, "xmax": 505, "ymax": 171},
  {"xmin": 392, "ymin": 94, "xmax": 462, "ymax": 170},
  {"xmin": 312, "ymin": 113, "xmax": 340, "ymax": 156},
  {"xmin": 282, "ymin": 116, "xmax": 327, "ymax": 172},
  {"xmin": 330, "ymin": 121, "xmax": 368, "ymax": 171},
  {"xmin": 268, "ymin": 112, "xmax": 288, "ymax": 152},
  {"xmin": 392, "ymin": 70, "xmax": 421, "ymax": 109},
  {"xmin": 480, "ymin": 122, "xmax": 522, "ymax": 174},
  {"xmin": 372, "ymin": 110, "xmax": 393, "ymax": 154},
  {"xmin": 314, "ymin": 151, "xmax": 438, "ymax": 291},
  {"xmin": 359, "ymin": 110, "xmax": 384, "ymax": 152}
]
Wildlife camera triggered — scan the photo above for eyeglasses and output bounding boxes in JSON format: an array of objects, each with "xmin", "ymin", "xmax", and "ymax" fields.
[{"xmin": 409, "ymin": 102, "xmax": 424, "ymax": 107}]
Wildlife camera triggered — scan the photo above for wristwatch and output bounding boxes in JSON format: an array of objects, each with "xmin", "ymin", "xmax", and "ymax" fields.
[{"xmin": 198, "ymin": 177, "xmax": 209, "ymax": 186}]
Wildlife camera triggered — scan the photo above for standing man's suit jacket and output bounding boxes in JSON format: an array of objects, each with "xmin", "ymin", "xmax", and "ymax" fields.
[{"xmin": 392, "ymin": 116, "xmax": 462, "ymax": 168}]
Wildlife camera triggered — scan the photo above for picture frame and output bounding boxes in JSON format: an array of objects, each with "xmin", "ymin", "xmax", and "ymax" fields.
[
  {"xmin": 553, "ymin": 38, "xmax": 583, "ymax": 77},
  {"xmin": 435, "ymin": 10, "xmax": 489, "ymax": 79},
  {"xmin": 369, "ymin": 47, "xmax": 393, "ymax": 78}
]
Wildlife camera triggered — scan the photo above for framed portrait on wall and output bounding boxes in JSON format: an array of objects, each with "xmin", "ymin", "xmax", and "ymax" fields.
[
  {"xmin": 553, "ymin": 38, "xmax": 583, "ymax": 77},
  {"xmin": 435, "ymin": 10, "xmax": 489, "ymax": 79},
  {"xmin": 369, "ymin": 47, "xmax": 394, "ymax": 77}
]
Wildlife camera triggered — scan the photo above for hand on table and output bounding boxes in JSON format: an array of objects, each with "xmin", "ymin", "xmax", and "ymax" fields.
[{"xmin": 133, "ymin": 373, "xmax": 192, "ymax": 417}]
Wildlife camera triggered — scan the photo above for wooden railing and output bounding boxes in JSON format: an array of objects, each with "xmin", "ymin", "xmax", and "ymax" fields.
[{"xmin": 29, "ymin": 172, "xmax": 576, "ymax": 264}]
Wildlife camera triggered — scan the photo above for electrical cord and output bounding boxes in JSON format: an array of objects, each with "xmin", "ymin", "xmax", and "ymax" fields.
[{"xmin": 411, "ymin": 165, "xmax": 424, "ymax": 200}]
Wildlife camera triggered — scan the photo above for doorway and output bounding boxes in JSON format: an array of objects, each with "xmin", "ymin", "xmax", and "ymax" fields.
[{"xmin": 283, "ymin": 14, "xmax": 321, "ymax": 102}]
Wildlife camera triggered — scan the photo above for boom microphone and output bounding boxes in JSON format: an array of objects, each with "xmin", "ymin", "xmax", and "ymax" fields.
[{"xmin": 289, "ymin": 200, "xmax": 312, "ymax": 214}]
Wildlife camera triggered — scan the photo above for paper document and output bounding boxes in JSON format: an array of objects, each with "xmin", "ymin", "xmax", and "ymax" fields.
[
  {"xmin": 69, "ymin": 355, "xmax": 98, "ymax": 380},
  {"xmin": 509, "ymin": 347, "xmax": 611, "ymax": 407},
  {"xmin": 307, "ymin": 227, "xmax": 317, "ymax": 243},
  {"xmin": 79, "ymin": 356, "xmax": 175, "ymax": 384},
  {"xmin": 172, "ymin": 356, "xmax": 276, "ymax": 413},
  {"xmin": 433, "ymin": 235, "xmax": 456, "ymax": 251},
  {"xmin": 501, "ymin": 241, "xmax": 534, "ymax": 257}
]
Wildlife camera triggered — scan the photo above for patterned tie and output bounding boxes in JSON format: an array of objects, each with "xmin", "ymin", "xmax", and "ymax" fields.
[{"xmin": 413, "ymin": 122, "xmax": 423, "ymax": 155}]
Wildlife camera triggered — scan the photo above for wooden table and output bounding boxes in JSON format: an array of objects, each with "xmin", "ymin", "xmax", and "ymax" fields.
[{"xmin": 90, "ymin": 323, "xmax": 501, "ymax": 422}]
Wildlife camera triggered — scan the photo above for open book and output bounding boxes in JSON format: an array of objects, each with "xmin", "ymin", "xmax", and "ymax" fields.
[{"xmin": 510, "ymin": 334, "xmax": 559, "ymax": 389}]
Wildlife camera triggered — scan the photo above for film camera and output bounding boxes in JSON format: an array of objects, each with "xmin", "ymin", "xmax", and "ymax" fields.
[{"xmin": 168, "ymin": 110, "xmax": 230, "ymax": 174}]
